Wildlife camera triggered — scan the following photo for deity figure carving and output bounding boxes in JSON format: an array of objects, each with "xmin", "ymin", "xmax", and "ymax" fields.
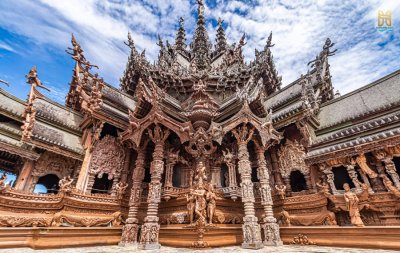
[
  {"xmin": 343, "ymin": 183, "xmax": 364, "ymax": 227},
  {"xmin": 194, "ymin": 162, "xmax": 207, "ymax": 187},
  {"xmin": 115, "ymin": 182, "xmax": 128, "ymax": 199},
  {"xmin": 275, "ymin": 184, "xmax": 286, "ymax": 200},
  {"xmin": 186, "ymin": 162, "xmax": 218, "ymax": 227},
  {"xmin": 316, "ymin": 176, "xmax": 330, "ymax": 195},
  {"xmin": 59, "ymin": 176, "xmax": 74, "ymax": 193},
  {"xmin": 206, "ymin": 184, "xmax": 216, "ymax": 224},
  {"xmin": 194, "ymin": 187, "xmax": 207, "ymax": 223},
  {"xmin": 186, "ymin": 189, "xmax": 196, "ymax": 224}
]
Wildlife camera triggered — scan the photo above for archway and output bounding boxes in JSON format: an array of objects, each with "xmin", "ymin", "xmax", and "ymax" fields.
[
  {"xmin": 290, "ymin": 170, "xmax": 307, "ymax": 192},
  {"xmin": 91, "ymin": 173, "xmax": 113, "ymax": 194},
  {"xmin": 332, "ymin": 166, "xmax": 354, "ymax": 190},
  {"xmin": 34, "ymin": 174, "xmax": 60, "ymax": 194}
]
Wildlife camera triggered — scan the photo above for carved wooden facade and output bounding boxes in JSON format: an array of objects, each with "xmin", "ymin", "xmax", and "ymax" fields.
[{"xmin": 0, "ymin": 0, "xmax": 400, "ymax": 250}]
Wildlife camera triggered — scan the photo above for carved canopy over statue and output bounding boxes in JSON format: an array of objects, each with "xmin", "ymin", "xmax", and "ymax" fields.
[
  {"xmin": 278, "ymin": 139, "xmax": 309, "ymax": 178},
  {"xmin": 89, "ymin": 135, "xmax": 125, "ymax": 180}
]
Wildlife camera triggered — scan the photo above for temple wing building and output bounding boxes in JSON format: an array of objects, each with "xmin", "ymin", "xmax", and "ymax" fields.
[{"xmin": 0, "ymin": 1, "xmax": 400, "ymax": 250}]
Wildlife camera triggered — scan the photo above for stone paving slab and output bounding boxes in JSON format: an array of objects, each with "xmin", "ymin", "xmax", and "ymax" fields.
[{"xmin": 0, "ymin": 246, "xmax": 398, "ymax": 253}]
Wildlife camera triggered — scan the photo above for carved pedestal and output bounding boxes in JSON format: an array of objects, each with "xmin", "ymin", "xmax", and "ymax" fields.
[
  {"xmin": 119, "ymin": 221, "xmax": 139, "ymax": 247},
  {"xmin": 262, "ymin": 221, "xmax": 282, "ymax": 246},
  {"xmin": 242, "ymin": 216, "xmax": 263, "ymax": 249},
  {"xmin": 140, "ymin": 217, "xmax": 161, "ymax": 250}
]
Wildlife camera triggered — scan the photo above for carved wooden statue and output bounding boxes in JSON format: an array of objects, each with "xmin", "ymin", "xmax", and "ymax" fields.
[
  {"xmin": 343, "ymin": 183, "xmax": 364, "ymax": 227},
  {"xmin": 275, "ymin": 184, "xmax": 286, "ymax": 200},
  {"xmin": 115, "ymin": 182, "xmax": 128, "ymax": 199},
  {"xmin": 206, "ymin": 184, "xmax": 217, "ymax": 224},
  {"xmin": 59, "ymin": 176, "xmax": 74, "ymax": 193},
  {"xmin": 186, "ymin": 189, "xmax": 196, "ymax": 224}
]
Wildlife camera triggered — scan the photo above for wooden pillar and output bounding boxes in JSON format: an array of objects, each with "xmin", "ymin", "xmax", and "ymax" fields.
[
  {"xmin": 232, "ymin": 125, "xmax": 263, "ymax": 249},
  {"xmin": 383, "ymin": 157, "xmax": 400, "ymax": 190},
  {"xmin": 304, "ymin": 173, "xmax": 313, "ymax": 191},
  {"xmin": 270, "ymin": 148, "xmax": 283, "ymax": 185},
  {"xmin": 140, "ymin": 125, "xmax": 169, "ymax": 250},
  {"xmin": 320, "ymin": 164, "xmax": 338, "ymax": 194},
  {"xmin": 14, "ymin": 159, "xmax": 35, "ymax": 191},
  {"xmin": 255, "ymin": 144, "xmax": 282, "ymax": 246},
  {"xmin": 346, "ymin": 164, "xmax": 362, "ymax": 193},
  {"xmin": 120, "ymin": 147, "xmax": 146, "ymax": 246},
  {"xmin": 76, "ymin": 147, "xmax": 92, "ymax": 192}
]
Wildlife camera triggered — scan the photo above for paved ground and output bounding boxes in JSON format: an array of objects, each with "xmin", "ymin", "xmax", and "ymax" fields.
[{"xmin": 0, "ymin": 246, "xmax": 398, "ymax": 253}]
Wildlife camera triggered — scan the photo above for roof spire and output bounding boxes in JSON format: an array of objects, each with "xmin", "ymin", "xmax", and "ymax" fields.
[
  {"xmin": 197, "ymin": 0, "xmax": 205, "ymax": 25},
  {"xmin": 191, "ymin": 0, "xmax": 211, "ymax": 70},
  {"xmin": 266, "ymin": 31, "xmax": 274, "ymax": 48},
  {"xmin": 215, "ymin": 18, "xmax": 227, "ymax": 53},
  {"xmin": 175, "ymin": 17, "xmax": 187, "ymax": 51}
]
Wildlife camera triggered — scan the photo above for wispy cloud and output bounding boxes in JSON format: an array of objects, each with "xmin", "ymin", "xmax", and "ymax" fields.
[
  {"xmin": 0, "ymin": 0, "xmax": 399, "ymax": 101},
  {"xmin": 0, "ymin": 41, "xmax": 15, "ymax": 53}
]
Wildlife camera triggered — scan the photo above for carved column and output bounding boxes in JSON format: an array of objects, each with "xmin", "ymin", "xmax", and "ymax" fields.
[
  {"xmin": 140, "ymin": 125, "xmax": 170, "ymax": 250},
  {"xmin": 270, "ymin": 149, "xmax": 283, "ymax": 185},
  {"xmin": 14, "ymin": 159, "xmax": 35, "ymax": 191},
  {"xmin": 373, "ymin": 160, "xmax": 387, "ymax": 192},
  {"xmin": 232, "ymin": 126, "xmax": 263, "ymax": 249},
  {"xmin": 304, "ymin": 174, "xmax": 313, "ymax": 191},
  {"xmin": 357, "ymin": 168, "xmax": 374, "ymax": 194},
  {"xmin": 120, "ymin": 148, "xmax": 146, "ymax": 246},
  {"xmin": 76, "ymin": 122, "xmax": 104, "ymax": 192},
  {"xmin": 320, "ymin": 164, "xmax": 337, "ymax": 194},
  {"xmin": 255, "ymin": 144, "xmax": 282, "ymax": 246},
  {"xmin": 383, "ymin": 158, "xmax": 400, "ymax": 190},
  {"xmin": 76, "ymin": 148, "xmax": 92, "ymax": 192},
  {"xmin": 346, "ymin": 164, "xmax": 362, "ymax": 192}
]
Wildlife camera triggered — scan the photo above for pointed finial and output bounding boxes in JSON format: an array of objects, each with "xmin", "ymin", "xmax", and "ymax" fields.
[
  {"xmin": 217, "ymin": 17, "xmax": 223, "ymax": 26},
  {"xmin": 179, "ymin": 17, "xmax": 184, "ymax": 27},
  {"xmin": 157, "ymin": 34, "xmax": 164, "ymax": 49},
  {"xmin": 196, "ymin": 0, "xmax": 205, "ymax": 23},
  {"xmin": 26, "ymin": 66, "xmax": 50, "ymax": 92},
  {"xmin": 125, "ymin": 32, "xmax": 136, "ymax": 50},
  {"xmin": 239, "ymin": 33, "xmax": 246, "ymax": 47},
  {"xmin": 266, "ymin": 31, "xmax": 274, "ymax": 48}
]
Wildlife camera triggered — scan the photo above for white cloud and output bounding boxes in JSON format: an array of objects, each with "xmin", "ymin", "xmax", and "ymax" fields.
[{"xmin": 0, "ymin": 0, "xmax": 399, "ymax": 98}]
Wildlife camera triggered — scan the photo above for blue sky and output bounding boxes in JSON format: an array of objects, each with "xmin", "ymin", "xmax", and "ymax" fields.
[{"xmin": 0, "ymin": 0, "xmax": 399, "ymax": 104}]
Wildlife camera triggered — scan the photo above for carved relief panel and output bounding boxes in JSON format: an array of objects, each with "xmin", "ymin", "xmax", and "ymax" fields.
[
  {"xmin": 89, "ymin": 135, "xmax": 125, "ymax": 180},
  {"xmin": 277, "ymin": 140, "xmax": 309, "ymax": 178},
  {"xmin": 33, "ymin": 151, "xmax": 79, "ymax": 178}
]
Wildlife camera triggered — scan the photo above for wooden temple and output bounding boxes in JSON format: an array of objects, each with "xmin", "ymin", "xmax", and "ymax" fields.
[{"xmin": 0, "ymin": 0, "xmax": 400, "ymax": 250}]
